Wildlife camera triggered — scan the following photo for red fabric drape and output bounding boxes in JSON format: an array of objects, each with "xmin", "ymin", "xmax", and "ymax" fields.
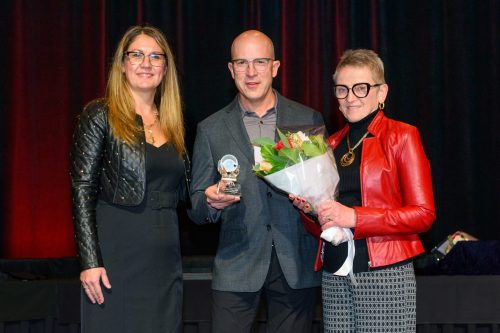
[
  {"xmin": 280, "ymin": 0, "xmax": 348, "ymax": 130},
  {"xmin": 0, "ymin": 1, "xmax": 365, "ymax": 259},
  {"xmin": 4, "ymin": 1, "xmax": 107, "ymax": 258},
  {"xmin": 3, "ymin": 0, "xmax": 497, "ymax": 258}
]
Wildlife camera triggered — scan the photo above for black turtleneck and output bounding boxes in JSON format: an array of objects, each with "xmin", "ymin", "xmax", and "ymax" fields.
[{"xmin": 323, "ymin": 110, "xmax": 379, "ymax": 274}]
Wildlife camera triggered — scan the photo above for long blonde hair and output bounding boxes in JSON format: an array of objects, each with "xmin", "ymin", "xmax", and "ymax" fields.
[{"xmin": 106, "ymin": 25, "xmax": 185, "ymax": 155}]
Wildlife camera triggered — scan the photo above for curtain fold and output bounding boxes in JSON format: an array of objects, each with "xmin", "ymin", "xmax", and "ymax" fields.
[
  {"xmin": 2, "ymin": 0, "xmax": 108, "ymax": 258},
  {"xmin": 1, "ymin": 0, "xmax": 498, "ymax": 258}
]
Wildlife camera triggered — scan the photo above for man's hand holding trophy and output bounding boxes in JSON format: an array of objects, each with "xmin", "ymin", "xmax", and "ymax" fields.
[{"xmin": 217, "ymin": 154, "xmax": 242, "ymax": 196}]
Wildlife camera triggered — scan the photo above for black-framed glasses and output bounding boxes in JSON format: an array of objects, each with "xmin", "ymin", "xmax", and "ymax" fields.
[
  {"xmin": 333, "ymin": 83, "xmax": 383, "ymax": 99},
  {"xmin": 230, "ymin": 58, "xmax": 273, "ymax": 72},
  {"xmin": 123, "ymin": 50, "xmax": 166, "ymax": 67}
]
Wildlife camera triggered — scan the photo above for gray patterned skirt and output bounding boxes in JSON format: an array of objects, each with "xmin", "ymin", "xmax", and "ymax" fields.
[{"xmin": 322, "ymin": 262, "xmax": 416, "ymax": 333}]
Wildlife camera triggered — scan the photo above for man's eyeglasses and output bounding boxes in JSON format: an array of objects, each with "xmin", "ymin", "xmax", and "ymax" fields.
[
  {"xmin": 333, "ymin": 83, "xmax": 383, "ymax": 99},
  {"xmin": 231, "ymin": 58, "xmax": 273, "ymax": 73},
  {"xmin": 123, "ymin": 50, "xmax": 166, "ymax": 67}
]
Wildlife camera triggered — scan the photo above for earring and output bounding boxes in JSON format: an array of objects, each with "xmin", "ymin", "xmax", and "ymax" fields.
[{"xmin": 378, "ymin": 102, "xmax": 385, "ymax": 110}]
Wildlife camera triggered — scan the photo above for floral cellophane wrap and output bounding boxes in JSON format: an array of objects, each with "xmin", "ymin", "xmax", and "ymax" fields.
[{"xmin": 253, "ymin": 126, "xmax": 352, "ymax": 248}]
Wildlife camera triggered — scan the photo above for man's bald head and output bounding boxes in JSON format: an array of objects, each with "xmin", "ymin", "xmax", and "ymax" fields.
[{"xmin": 230, "ymin": 30, "xmax": 275, "ymax": 60}]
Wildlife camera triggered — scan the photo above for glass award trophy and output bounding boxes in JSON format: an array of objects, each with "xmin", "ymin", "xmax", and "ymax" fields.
[{"xmin": 217, "ymin": 154, "xmax": 241, "ymax": 196}]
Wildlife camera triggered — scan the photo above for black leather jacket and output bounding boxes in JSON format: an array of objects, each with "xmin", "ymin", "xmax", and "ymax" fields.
[{"xmin": 70, "ymin": 99, "xmax": 191, "ymax": 270}]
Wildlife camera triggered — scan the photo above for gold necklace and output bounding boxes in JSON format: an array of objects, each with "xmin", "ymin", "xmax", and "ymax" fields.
[
  {"xmin": 143, "ymin": 110, "xmax": 159, "ymax": 144},
  {"xmin": 340, "ymin": 131, "xmax": 370, "ymax": 167}
]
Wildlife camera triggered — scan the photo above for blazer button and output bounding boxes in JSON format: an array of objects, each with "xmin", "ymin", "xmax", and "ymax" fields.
[
  {"xmin": 267, "ymin": 192, "xmax": 272, "ymax": 198},
  {"xmin": 266, "ymin": 224, "xmax": 271, "ymax": 231}
]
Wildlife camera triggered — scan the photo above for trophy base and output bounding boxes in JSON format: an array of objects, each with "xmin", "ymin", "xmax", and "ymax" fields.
[{"xmin": 222, "ymin": 183, "xmax": 242, "ymax": 197}]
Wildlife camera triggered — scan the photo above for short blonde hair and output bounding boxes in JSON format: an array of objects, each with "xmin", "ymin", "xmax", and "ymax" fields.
[
  {"xmin": 106, "ymin": 25, "xmax": 185, "ymax": 155},
  {"xmin": 333, "ymin": 49, "xmax": 385, "ymax": 84}
]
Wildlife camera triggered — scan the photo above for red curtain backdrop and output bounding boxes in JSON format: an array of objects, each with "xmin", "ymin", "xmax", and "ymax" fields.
[
  {"xmin": 1, "ymin": 0, "xmax": 498, "ymax": 258},
  {"xmin": 280, "ymin": 0, "xmax": 350, "ymax": 131},
  {"xmin": 2, "ymin": 1, "xmax": 107, "ymax": 258}
]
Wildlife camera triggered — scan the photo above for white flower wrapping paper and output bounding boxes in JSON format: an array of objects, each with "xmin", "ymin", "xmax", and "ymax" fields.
[
  {"xmin": 263, "ymin": 150, "xmax": 351, "ymax": 247},
  {"xmin": 264, "ymin": 151, "xmax": 338, "ymax": 206},
  {"xmin": 257, "ymin": 140, "xmax": 356, "ymax": 279}
]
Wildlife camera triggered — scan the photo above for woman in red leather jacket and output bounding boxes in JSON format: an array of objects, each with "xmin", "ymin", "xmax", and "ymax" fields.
[{"xmin": 290, "ymin": 49, "xmax": 435, "ymax": 332}]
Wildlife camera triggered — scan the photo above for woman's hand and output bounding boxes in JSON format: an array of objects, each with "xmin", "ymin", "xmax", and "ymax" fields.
[
  {"xmin": 317, "ymin": 201, "xmax": 356, "ymax": 230},
  {"xmin": 288, "ymin": 194, "xmax": 312, "ymax": 213},
  {"xmin": 80, "ymin": 267, "xmax": 111, "ymax": 305}
]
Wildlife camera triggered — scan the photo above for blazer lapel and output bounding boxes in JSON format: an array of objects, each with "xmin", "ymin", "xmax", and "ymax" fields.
[
  {"xmin": 276, "ymin": 96, "xmax": 292, "ymax": 129},
  {"xmin": 222, "ymin": 101, "xmax": 255, "ymax": 165},
  {"xmin": 275, "ymin": 93, "xmax": 296, "ymax": 138}
]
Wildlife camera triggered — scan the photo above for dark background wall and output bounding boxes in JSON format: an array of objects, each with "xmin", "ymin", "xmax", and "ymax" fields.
[{"xmin": 0, "ymin": 0, "xmax": 498, "ymax": 259}]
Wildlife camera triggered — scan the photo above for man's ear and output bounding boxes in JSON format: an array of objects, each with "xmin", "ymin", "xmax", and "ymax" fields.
[
  {"xmin": 271, "ymin": 60, "xmax": 280, "ymax": 78},
  {"xmin": 228, "ymin": 62, "xmax": 236, "ymax": 79}
]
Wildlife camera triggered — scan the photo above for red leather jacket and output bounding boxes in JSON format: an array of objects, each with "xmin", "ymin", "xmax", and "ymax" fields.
[{"xmin": 301, "ymin": 111, "xmax": 436, "ymax": 270}]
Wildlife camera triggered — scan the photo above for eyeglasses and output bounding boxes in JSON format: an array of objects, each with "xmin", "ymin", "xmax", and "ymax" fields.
[
  {"xmin": 231, "ymin": 58, "xmax": 273, "ymax": 72},
  {"xmin": 333, "ymin": 83, "xmax": 383, "ymax": 99},
  {"xmin": 123, "ymin": 50, "xmax": 166, "ymax": 67}
]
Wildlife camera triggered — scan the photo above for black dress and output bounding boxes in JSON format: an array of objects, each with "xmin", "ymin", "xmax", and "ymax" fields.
[{"xmin": 82, "ymin": 143, "xmax": 184, "ymax": 333}]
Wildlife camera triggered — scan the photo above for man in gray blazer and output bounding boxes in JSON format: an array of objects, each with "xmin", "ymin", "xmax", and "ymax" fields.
[{"xmin": 190, "ymin": 30, "xmax": 324, "ymax": 333}]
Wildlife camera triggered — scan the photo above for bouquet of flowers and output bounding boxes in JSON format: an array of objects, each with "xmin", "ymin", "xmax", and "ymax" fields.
[
  {"xmin": 253, "ymin": 127, "xmax": 337, "ymax": 205},
  {"xmin": 253, "ymin": 127, "xmax": 351, "ymax": 247}
]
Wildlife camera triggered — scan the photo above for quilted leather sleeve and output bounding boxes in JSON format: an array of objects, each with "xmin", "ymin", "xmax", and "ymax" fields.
[{"xmin": 70, "ymin": 100, "xmax": 107, "ymax": 270}]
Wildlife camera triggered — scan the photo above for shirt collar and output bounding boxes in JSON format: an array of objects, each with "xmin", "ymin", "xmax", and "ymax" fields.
[{"xmin": 238, "ymin": 91, "xmax": 278, "ymax": 117}]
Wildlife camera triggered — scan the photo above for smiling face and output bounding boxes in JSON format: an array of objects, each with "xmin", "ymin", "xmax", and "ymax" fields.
[
  {"xmin": 122, "ymin": 34, "xmax": 166, "ymax": 95},
  {"xmin": 335, "ymin": 65, "xmax": 388, "ymax": 122},
  {"xmin": 228, "ymin": 31, "xmax": 280, "ymax": 109}
]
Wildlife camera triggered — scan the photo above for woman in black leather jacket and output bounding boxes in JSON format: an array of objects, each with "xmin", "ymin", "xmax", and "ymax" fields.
[{"xmin": 70, "ymin": 25, "xmax": 188, "ymax": 333}]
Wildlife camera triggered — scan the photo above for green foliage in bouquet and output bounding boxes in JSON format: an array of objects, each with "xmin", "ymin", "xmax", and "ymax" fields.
[{"xmin": 252, "ymin": 129, "xmax": 328, "ymax": 176}]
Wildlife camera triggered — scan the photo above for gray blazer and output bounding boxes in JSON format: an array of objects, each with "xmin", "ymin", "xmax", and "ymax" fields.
[{"xmin": 190, "ymin": 92, "xmax": 324, "ymax": 292}]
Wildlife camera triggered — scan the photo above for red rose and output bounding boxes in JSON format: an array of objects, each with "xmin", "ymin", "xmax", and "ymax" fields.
[
  {"xmin": 275, "ymin": 140, "xmax": 284, "ymax": 151},
  {"xmin": 274, "ymin": 138, "xmax": 293, "ymax": 151}
]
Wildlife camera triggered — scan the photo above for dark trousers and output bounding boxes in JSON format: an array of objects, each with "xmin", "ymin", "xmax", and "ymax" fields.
[{"xmin": 211, "ymin": 247, "xmax": 317, "ymax": 333}]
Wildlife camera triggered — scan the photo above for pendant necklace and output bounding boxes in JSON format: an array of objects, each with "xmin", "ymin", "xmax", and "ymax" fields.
[
  {"xmin": 340, "ymin": 131, "xmax": 370, "ymax": 167},
  {"xmin": 144, "ymin": 110, "xmax": 159, "ymax": 144}
]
